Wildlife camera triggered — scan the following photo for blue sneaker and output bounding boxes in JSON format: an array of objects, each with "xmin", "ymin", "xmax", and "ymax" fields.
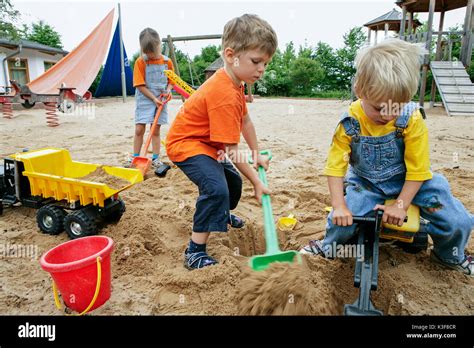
[
  {"xmin": 228, "ymin": 214, "xmax": 244, "ymax": 228},
  {"xmin": 431, "ymin": 251, "xmax": 473, "ymax": 277},
  {"xmin": 152, "ymin": 158, "xmax": 164, "ymax": 168},
  {"xmin": 299, "ymin": 240, "xmax": 325, "ymax": 256},
  {"xmin": 184, "ymin": 249, "xmax": 218, "ymax": 270}
]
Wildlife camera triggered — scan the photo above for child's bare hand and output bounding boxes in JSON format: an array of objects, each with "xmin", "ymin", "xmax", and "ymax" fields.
[
  {"xmin": 254, "ymin": 154, "xmax": 270, "ymax": 171},
  {"xmin": 332, "ymin": 205, "xmax": 353, "ymax": 226},
  {"xmin": 160, "ymin": 91, "xmax": 171, "ymax": 100},
  {"xmin": 374, "ymin": 203, "xmax": 406, "ymax": 226},
  {"xmin": 254, "ymin": 181, "xmax": 271, "ymax": 204},
  {"xmin": 153, "ymin": 98, "xmax": 163, "ymax": 107}
]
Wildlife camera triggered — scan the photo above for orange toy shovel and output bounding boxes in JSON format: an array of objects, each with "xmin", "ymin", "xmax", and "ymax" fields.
[{"xmin": 132, "ymin": 93, "xmax": 171, "ymax": 175}]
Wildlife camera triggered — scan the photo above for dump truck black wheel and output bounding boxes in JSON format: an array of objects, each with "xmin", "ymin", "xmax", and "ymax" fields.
[
  {"xmin": 64, "ymin": 210, "xmax": 98, "ymax": 239},
  {"xmin": 105, "ymin": 199, "xmax": 126, "ymax": 222},
  {"xmin": 37, "ymin": 205, "xmax": 66, "ymax": 235}
]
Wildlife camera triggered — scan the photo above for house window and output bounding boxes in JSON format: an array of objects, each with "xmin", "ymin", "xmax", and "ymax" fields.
[
  {"xmin": 44, "ymin": 61, "xmax": 56, "ymax": 71},
  {"xmin": 8, "ymin": 58, "xmax": 30, "ymax": 85}
]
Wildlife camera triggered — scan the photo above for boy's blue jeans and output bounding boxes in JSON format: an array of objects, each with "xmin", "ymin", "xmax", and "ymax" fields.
[
  {"xmin": 174, "ymin": 154, "xmax": 242, "ymax": 233},
  {"xmin": 323, "ymin": 170, "xmax": 474, "ymax": 264}
]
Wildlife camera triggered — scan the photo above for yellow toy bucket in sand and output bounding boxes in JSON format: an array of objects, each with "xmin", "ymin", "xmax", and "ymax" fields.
[{"xmin": 277, "ymin": 214, "xmax": 298, "ymax": 231}]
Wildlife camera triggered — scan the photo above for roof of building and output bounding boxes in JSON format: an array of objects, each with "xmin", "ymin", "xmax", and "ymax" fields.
[
  {"xmin": 0, "ymin": 38, "xmax": 68, "ymax": 55},
  {"xmin": 396, "ymin": 0, "xmax": 468, "ymax": 13},
  {"xmin": 364, "ymin": 8, "xmax": 422, "ymax": 30},
  {"xmin": 204, "ymin": 56, "xmax": 223, "ymax": 72}
]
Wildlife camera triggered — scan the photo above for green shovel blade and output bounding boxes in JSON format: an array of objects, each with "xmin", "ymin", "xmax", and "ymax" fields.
[{"xmin": 249, "ymin": 250, "xmax": 302, "ymax": 271}]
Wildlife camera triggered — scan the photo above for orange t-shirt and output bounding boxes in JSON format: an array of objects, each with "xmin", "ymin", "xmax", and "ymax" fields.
[
  {"xmin": 133, "ymin": 55, "xmax": 174, "ymax": 87},
  {"xmin": 166, "ymin": 68, "xmax": 248, "ymax": 162}
]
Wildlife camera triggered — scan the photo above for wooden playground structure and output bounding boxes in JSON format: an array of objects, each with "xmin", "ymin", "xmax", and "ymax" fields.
[
  {"xmin": 163, "ymin": 34, "xmax": 222, "ymax": 85},
  {"xmin": 364, "ymin": 1, "xmax": 473, "ymax": 116},
  {"xmin": 397, "ymin": 0, "xmax": 473, "ymax": 116},
  {"xmin": 364, "ymin": 8, "xmax": 422, "ymax": 44}
]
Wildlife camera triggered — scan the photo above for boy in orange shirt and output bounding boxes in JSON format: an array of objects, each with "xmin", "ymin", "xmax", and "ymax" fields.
[
  {"xmin": 166, "ymin": 14, "xmax": 277, "ymax": 270},
  {"xmin": 128, "ymin": 28, "xmax": 174, "ymax": 168}
]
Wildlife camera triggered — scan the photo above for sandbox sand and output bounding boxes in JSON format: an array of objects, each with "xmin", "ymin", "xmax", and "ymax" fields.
[
  {"xmin": 80, "ymin": 166, "xmax": 130, "ymax": 190},
  {"xmin": 0, "ymin": 97, "xmax": 473, "ymax": 315}
]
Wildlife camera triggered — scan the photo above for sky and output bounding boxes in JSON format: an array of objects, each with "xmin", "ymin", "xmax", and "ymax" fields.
[{"xmin": 13, "ymin": 0, "xmax": 468, "ymax": 59}]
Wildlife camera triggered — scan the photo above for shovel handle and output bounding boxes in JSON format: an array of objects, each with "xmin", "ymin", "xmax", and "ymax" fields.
[
  {"xmin": 248, "ymin": 149, "xmax": 272, "ymax": 166},
  {"xmin": 142, "ymin": 93, "xmax": 171, "ymax": 157},
  {"xmin": 352, "ymin": 211, "xmax": 408, "ymax": 224},
  {"xmin": 255, "ymin": 150, "xmax": 281, "ymax": 255}
]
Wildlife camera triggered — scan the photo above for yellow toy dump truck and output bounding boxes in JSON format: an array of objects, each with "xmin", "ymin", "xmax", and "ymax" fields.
[{"xmin": 0, "ymin": 148, "xmax": 143, "ymax": 239}]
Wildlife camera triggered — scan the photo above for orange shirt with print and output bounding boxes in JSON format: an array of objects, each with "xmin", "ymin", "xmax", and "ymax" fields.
[
  {"xmin": 166, "ymin": 68, "xmax": 248, "ymax": 163},
  {"xmin": 133, "ymin": 55, "xmax": 174, "ymax": 87}
]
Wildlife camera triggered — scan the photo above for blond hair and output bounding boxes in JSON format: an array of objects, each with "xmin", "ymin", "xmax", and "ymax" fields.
[
  {"xmin": 139, "ymin": 28, "xmax": 161, "ymax": 57},
  {"xmin": 222, "ymin": 14, "xmax": 278, "ymax": 56},
  {"xmin": 354, "ymin": 39, "xmax": 426, "ymax": 104}
]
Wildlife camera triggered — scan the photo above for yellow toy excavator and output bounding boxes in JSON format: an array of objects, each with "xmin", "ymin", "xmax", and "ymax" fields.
[{"xmin": 326, "ymin": 200, "xmax": 428, "ymax": 315}]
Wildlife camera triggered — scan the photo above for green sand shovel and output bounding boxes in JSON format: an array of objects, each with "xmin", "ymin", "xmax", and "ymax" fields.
[{"xmin": 249, "ymin": 150, "xmax": 302, "ymax": 271}]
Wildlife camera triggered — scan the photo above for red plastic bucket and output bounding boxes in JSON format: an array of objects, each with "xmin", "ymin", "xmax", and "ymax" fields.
[{"xmin": 40, "ymin": 236, "xmax": 114, "ymax": 313}]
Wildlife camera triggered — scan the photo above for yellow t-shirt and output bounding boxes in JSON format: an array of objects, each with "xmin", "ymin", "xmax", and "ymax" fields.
[{"xmin": 324, "ymin": 100, "xmax": 432, "ymax": 181}]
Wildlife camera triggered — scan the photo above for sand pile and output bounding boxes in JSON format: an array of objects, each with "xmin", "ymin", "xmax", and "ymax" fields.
[
  {"xmin": 237, "ymin": 262, "xmax": 337, "ymax": 315},
  {"xmin": 79, "ymin": 166, "xmax": 130, "ymax": 189},
  {"xmin": 0, "ymin": 98, "xmax": 473, "ymax": 315},
  {"xmin": 237, "ymin": 263, "xmax": 312, "ymax": 315}
]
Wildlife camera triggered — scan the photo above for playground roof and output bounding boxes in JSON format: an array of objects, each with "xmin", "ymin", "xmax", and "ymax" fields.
[
  {"xmin": 0, "ymin": 38, "xmax": 68, "ymax": 55},
  {"xmin": 205, "ymin": 57, "xmax": 223, "ymax": 72},
  {"xmin": 395, "ymin": 0, "xmax": 469, "ymax": 12},
  {"xmin": 364, "ymin": 8, "xmax": 422, "ymax": 30}
]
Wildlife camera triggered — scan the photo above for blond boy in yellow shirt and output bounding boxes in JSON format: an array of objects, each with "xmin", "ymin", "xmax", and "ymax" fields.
[{"xmin": 301, "ymin": 39, "xmax": 473, "ymax": 276}]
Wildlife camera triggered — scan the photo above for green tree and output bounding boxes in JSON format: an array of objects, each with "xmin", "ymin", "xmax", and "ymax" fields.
[
  {"xmin": 313, "ymin": 41, "xmax": 339, "ymax": 91},
  {"xmin": 282, "ymin": 41, "xmax": 296, "ymax": 66},
  {"xmin": 197, "ymin": 45, "xmax": 220, "ymax": 62},
  {"xmin": 298, "ymin": 41, "xmax": 313, "ymax": 59},
  {"xmin": 130, "ymin": 51, "xmax": 140, "ymax": 72},
  {"xmin": 289, "ymin": 57, "xmax": 324, "ymax": 96},
  {"xmin": 0, "ymin": 0, "xmax": 21, "ymax": 40},
  {"xmin": 174, "ymin": 47, "xmax": 193, "ymax": 84},
  {"xmin": 191, "ymin": 45, "xmax": 220, "ymax": 85},
  {"xmin": 23, "ymin": 20, "xmax": 63, "ymax": 48},
  {"xmin": 165, "ymin": 44, "xmax": 221, "ymax": 87},
  {"xmin": 334, "ymin": 26, "xmax": 367, "ymax": 90},
  {"xmin": 255, "ymin": 44, "xmax": 294, "ymax": 96},
  {"xmin": 89, "ymin": 65, "xmax": 104, "ymax": 95}
]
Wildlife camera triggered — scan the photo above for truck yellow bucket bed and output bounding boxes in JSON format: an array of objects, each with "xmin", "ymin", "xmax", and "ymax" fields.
[{"xmin": 11, "ymin": 148, "xmax": 143, "ymax": 207}]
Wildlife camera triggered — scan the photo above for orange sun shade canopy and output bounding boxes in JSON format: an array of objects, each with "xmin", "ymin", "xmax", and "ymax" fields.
[{"xmin": 27, "ymin": 9, "xmax": 115, "ymax": 96}]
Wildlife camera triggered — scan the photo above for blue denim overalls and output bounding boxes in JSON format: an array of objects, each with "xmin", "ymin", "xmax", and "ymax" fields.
[
  {"xmin": 322, "ymin": 102, "xmax": 474, "ymax": 264},
  {"xmin": 135, "ymin": 55, "xmax": 170, "ymax": 125}
]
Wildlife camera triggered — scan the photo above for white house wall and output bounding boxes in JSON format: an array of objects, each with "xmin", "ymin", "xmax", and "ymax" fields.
[
  {"xmin": 0, "ymin": 52, "xmax": 7, "ymax": 90},
  {"xmin": 0, "ymin": 47, "xmax": 64, "ymax": 91}
]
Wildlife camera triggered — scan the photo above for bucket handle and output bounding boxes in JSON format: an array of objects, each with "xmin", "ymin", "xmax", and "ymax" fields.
[{"xmin": 52, "ymin": 256, "xmax": 102, "ymax": 316}]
